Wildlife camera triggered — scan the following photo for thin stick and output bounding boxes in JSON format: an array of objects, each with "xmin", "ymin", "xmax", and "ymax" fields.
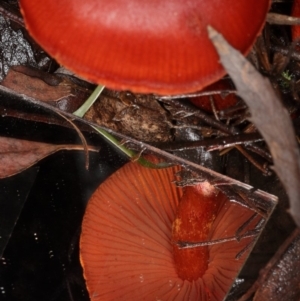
[
  {"xmin": 177, "ymin": 231, "xmax": 258, "ymax": 249},
  {"xmin": 158, "ymin": 89, "xmax": 237, "ymax": 100}
]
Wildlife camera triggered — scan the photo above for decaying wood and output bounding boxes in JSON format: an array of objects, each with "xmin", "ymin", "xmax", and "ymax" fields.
[{"xmin": 85, "ymin": 90, "xmax": 172, "ymax": 143}]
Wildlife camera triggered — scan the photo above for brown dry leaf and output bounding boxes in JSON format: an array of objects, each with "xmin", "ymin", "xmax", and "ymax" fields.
[
  {"xmin": 1, "ymin": 68, "xmax": 71, "ymax": 102},
  {"xmin": 208, "ymin": 26, "xmax": 300, "ymax": 228},
  {"xmin": 0, "ymin": 136, "xmax": 99, "ymax": 178}
]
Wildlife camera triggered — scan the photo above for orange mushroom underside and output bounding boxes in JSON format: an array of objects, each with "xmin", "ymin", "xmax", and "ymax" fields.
[
  {"xmin": 80, "ymin": 161, "xmax": 262, "ymax": 301},
  {"xmin": 20, "ymin": 0, "xmax": 270, "ymax": 94}
]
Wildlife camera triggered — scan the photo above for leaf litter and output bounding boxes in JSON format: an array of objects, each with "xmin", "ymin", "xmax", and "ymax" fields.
[{"xmin": 0, "ymin": 136, "xmax": 99, "ymax": 178}]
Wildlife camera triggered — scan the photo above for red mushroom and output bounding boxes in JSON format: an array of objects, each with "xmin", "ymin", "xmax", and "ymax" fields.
[
  {"xmin": 189, "ymin": 79, "xmax": 238, "ymax": 113},
  {"xmin": 80, "ymin": 160, "xmax": 262, "ymax": 300},
  {"xmin": 20, "ymin": 0, "xmax": 270, "ymax": 95},
  {"xmin": 292, "ymin": 0, "xmax": 300, "ymax": 43}
]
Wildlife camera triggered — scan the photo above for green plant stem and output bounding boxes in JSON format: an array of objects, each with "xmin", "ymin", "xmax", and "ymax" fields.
[
  {"xmin": 73, "ymin": 85, "xmax": 105, "ymax": 117},
  {"xmin": 92, "ymin": 126, "xmax": 171, "ymax": 169}
]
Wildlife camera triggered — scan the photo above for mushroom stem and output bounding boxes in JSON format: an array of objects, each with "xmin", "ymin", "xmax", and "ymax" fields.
[{"xmin": 172, "ymin": 184, "xmax": 226, "ymax": 281}]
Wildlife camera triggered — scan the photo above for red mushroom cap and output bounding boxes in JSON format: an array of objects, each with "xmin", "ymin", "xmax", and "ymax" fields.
[
  {"xmin": 80, "ymin": 160, "xmax": 262, "ymax": 300},
  {"xmin": 20, "ymin": 0, "xmax": 270, "ymax": 95},
  {"xmin": 292, "ymin": 0, "xmax": 300, "ymax": 42},
  {"xmin": 189, "ymin": 79, "xmax": 238, "ymax": 112}
]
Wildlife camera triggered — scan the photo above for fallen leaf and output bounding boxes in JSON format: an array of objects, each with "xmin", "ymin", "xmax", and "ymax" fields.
[
  {"xmin": 208, "ymin": 25, "xmax": 300, "ymax": 228},
  {"xmin": 1, "ymin": 68, "xmax": 71, "ymax": 102},
  {"xmin": 0, "ymin": 136, "xmax": 99, "ymax": 178}
]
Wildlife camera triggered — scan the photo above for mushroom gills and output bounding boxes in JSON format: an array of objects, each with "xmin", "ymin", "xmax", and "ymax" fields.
[{"xmin": 172, "ymin": 183, "xmax": 226, "ymax": 281}]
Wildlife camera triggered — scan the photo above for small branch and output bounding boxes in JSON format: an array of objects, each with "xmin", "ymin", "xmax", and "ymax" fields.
[
  {"xmin": 177, "ymin": 231, "xmax": 258, "ymax": 249},
  {"xmin": 0, "ymin": 3, "xmax": 24, "ymax": 27},
  {"xmin": 154, "ymin": 132, "xmax": 263, "ymax": 151},
  {"xmin": 270, "ymin": 44, "xmax": 300, "ymax": 61},
  {"xmin": 157, "ymin": 89, "xmax": 237, "ymax": 100},
  {"xmin": 159, "ymin": 98, "xmax": 239, "ymax": 135},
  {"xmin": 267, "ymin": 12, "xmax": 300, "ymax": 26}
]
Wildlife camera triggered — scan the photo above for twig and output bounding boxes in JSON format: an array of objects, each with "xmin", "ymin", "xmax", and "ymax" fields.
[
  {"xmin": 270, "ymin": 44, "xmax": 300, "ymax": 61},
  {"xmin": 267, "ymin": 12, "xmax": 300, "ymax": 26},
  {"xmin": 160, "ymin": 98, "xmax": 239, "ymax": 135},
  {"xmin": 157, "ymin": 89, "xmax": 237, "ymax": 100},
  {"xmin": 154, "ymin": 132, "xmax": 263, "ymax": 152}
]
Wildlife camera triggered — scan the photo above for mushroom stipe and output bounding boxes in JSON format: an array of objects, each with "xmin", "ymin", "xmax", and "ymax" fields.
[{"xmin": 172, "ymin": 183, "xmax": 227, "ymax": 282}]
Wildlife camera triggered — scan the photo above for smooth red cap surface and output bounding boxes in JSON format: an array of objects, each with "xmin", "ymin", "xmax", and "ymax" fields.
[
  {"xmin": 80, "ymin": 161, "xmax": 262, "ymax": 300},
  {"xmin": 20, "ymin": 0, "xmax": 270, "ymax": 95}
]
